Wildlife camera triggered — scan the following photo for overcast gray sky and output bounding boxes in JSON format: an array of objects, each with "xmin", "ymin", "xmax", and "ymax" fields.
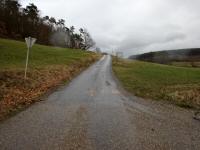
[{"xmin": 21, "ymin": 0, "xmax": 200, "ymax": 56}]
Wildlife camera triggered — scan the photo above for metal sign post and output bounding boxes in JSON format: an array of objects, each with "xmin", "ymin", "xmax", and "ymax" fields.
[{"xmin": 24, "ymin": 37, "xmax": 36, "ymax": 79}]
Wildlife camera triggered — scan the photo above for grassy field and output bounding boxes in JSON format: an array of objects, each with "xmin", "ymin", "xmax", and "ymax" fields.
[
  {"xmin": 0, "ymin": 38, "xmax": 95, "ymax": 69},
  {"xmin": 0, "ymin": 38, "xmax": 99, "ymax": 120},
  {"xmin": 113, "ymin": 58, "xmax": 200, "ymax": 109},
  {"xmin": 171, "ymin": 61, "xmax": 200, "ymax": 68}
]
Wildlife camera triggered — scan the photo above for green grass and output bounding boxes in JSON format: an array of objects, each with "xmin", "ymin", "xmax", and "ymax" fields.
[
  {"xmin": 171, "ymin": 61, "xmax": 200, "ymax": 68},
  {"xmin": 113, "ymin": 58, "xmax": 200, "ymax": 109},
  {"xmin": 0, "ymin": 38, "xmax": 99, "ymax": 120},
  {"xmin": 0, "ymin": 38, "xmax": 94, "ymax": 69}
]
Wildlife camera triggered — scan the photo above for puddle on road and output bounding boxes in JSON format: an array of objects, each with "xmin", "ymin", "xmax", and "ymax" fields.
[{"xmin": 105, "ymin": 81, "xmax": 111, "ymax": 86}]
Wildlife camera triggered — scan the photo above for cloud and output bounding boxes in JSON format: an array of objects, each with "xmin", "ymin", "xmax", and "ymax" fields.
[{"xmin": 21, "ymin": 0, "xmax": 200, "ymax": 56}]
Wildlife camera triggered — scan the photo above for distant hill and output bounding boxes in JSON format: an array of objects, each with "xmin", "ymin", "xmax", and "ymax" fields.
[{"xmin": 129, "ymin": 48, "xmax": 200, "ymax": 64}]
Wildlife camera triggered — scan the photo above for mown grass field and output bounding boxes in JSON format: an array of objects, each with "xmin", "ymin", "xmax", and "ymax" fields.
[
  {"xmin": 0, "ymin": 38, "xmax": 95, "ymax": 69},
  {"xmin": 0, "ymin": 38, "xmax": 99, "ymax": 120},
  {"xmin": 113, "ymin": 58, "xmax": 200, "ymax": 109}
]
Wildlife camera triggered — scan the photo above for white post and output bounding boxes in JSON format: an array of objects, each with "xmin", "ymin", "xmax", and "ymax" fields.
[
  {"xmin": 24, "ymin": 46, "xmax": 30, "ymax": 79},
  {"xmin": 24, "ymin": 37, "xmax": 36, "ymax": 79}
]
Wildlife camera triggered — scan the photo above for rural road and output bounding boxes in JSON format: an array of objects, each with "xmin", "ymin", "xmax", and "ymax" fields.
[{"xmin": 0, "ymin": 55, "xmax": 200, "ymax": 150}]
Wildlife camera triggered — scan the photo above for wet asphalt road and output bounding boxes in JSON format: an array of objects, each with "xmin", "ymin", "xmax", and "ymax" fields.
[{"xmin": 0, "ymin": 55, "xmax": 200, "ymax": 150}]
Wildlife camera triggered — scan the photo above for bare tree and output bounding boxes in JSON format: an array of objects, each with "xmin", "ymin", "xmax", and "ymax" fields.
[{"xmin": 79, "ymin": 28, "xmax": 95, "ymax": 50}]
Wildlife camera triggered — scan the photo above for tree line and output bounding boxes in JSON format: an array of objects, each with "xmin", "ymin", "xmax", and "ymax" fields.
[
  {"xmin": 0, "ymin": 0, "xmax": 95, "ymax": 49},
  {"xmin": 129, "ymin": 48, "xmax": 200, "ymax": 64}
]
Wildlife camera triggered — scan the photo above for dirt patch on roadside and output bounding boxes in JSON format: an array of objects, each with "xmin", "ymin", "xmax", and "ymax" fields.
[{"xmin": 0, "ymin": 56, "xmax": 99, "ymax": 121}]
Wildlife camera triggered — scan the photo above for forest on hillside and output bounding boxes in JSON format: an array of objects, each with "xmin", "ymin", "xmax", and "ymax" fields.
[
  {"xmin": 0, "ymin": 0, "xmax": 95, "ymax": 49},
  {"xmin": 129, "ymin": 48, "xmax": 200, "ymax": 64}
]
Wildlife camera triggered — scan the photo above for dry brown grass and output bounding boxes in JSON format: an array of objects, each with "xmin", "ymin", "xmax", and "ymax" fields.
[
  {"xmin": 0, "ymin": 56, "xmax": 99, "ymax": 120},
  {"xmin": 161, "ymin": 84, "xmax": 200, "ymax": 108}
]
